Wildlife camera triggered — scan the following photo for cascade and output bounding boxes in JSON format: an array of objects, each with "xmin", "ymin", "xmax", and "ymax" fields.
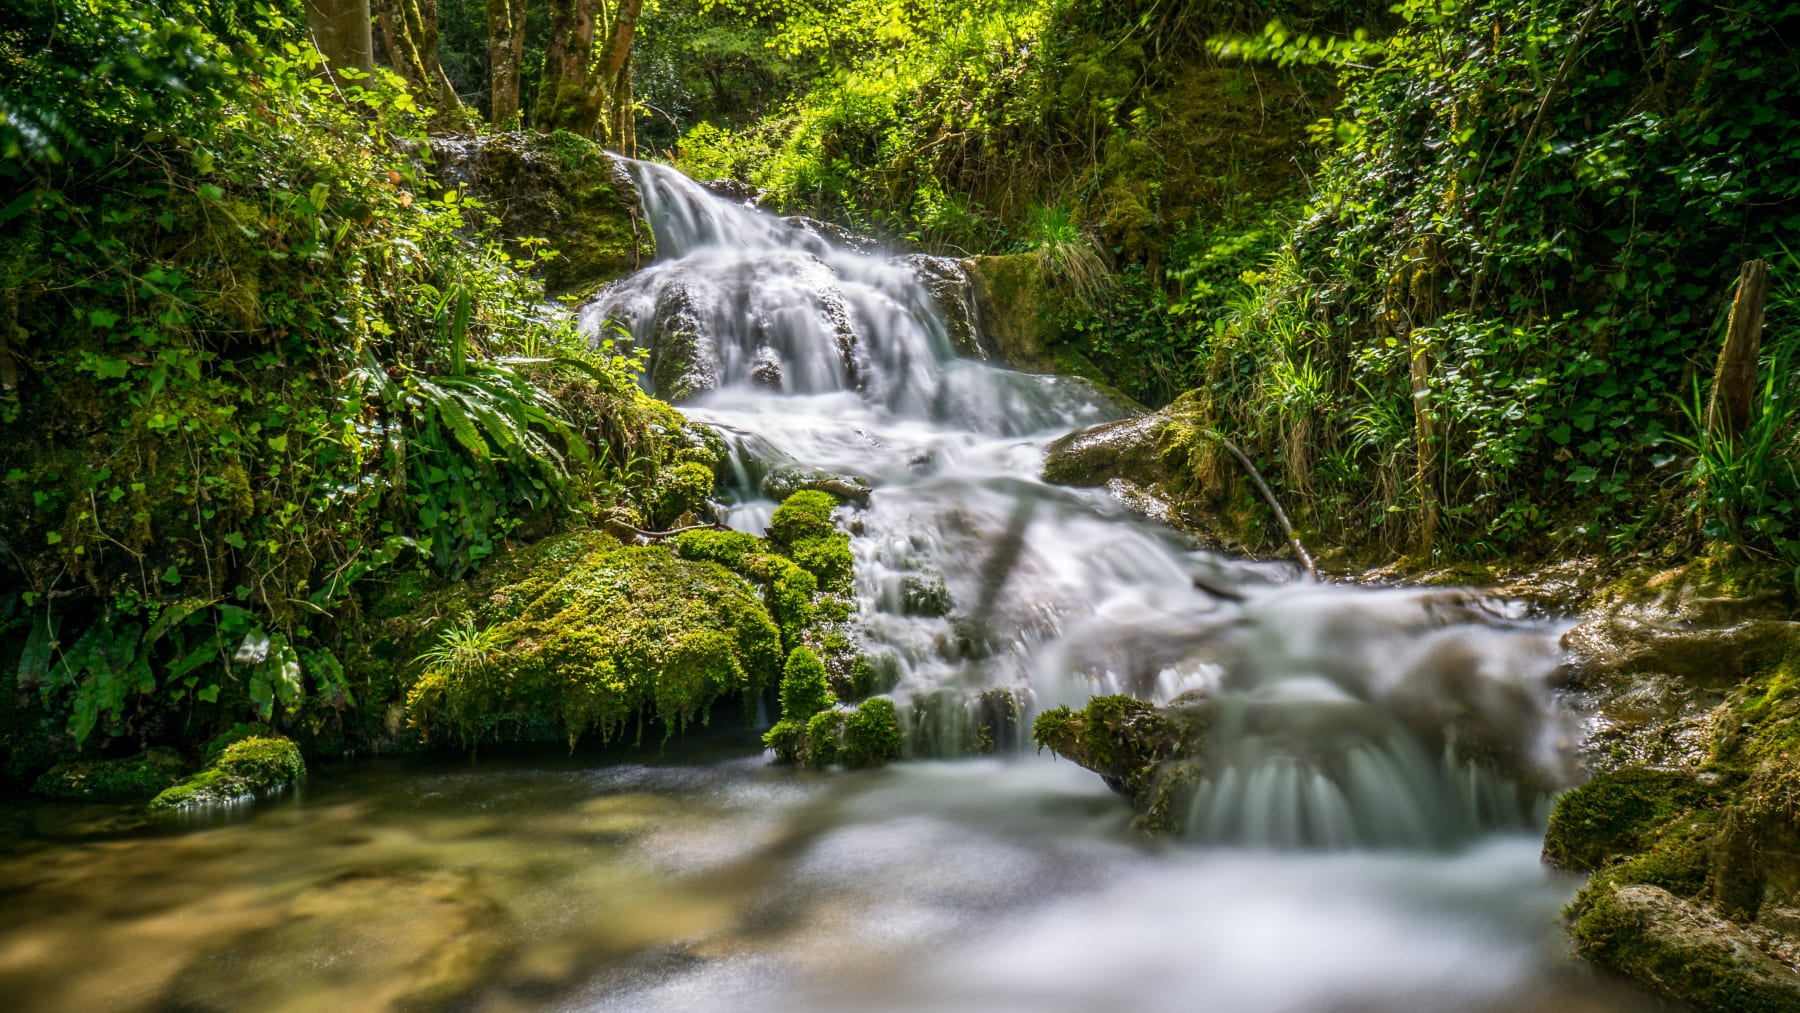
[{"xmin": 580, "ymin": 158, "xmax": 1581, "ymax": 848}]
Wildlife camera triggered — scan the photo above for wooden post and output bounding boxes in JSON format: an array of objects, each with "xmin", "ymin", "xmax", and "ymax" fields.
[{"xmin": 1707, "ymin": 259, "xmax": 1770, "ymax": 443}]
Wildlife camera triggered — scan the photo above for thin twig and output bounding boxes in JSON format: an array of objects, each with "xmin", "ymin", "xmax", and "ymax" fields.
[{"xmin": 1206, "ymin": 430, "xmax": 1320, "ymax": 582}]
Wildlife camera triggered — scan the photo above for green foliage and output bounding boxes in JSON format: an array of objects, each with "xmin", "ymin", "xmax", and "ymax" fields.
[
  {"xmin": 804, "ymin": 707, "xmax": 841, "ymax": 766},
  {"xmin": 776, "ymin": 645, "xmax": 832, "ymax": 721},
  {"xmin": 789, "ymin": 535, "xmax": 852, "ymax": 593},
  {"xmin": 0, "ymin": 4, "xmax": 676, "ymax": 759},
  {"xmin": 1198, "ymin": 0, "xmax": 1800, "ymax": 559},
  {"xmin": 30, "ymin": 746, "xmax": 187, "ymax": 802}
]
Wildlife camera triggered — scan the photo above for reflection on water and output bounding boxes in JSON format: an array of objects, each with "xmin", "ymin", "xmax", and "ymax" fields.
[{"xmin": 0, "ymin": 755, "xmax": 1663, "ymax": 1013}]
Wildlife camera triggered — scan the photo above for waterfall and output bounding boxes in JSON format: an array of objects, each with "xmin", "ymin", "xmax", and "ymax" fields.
[{"xmin": 578, "ymin": 158, "xmax": 1581, "ymax": 849}]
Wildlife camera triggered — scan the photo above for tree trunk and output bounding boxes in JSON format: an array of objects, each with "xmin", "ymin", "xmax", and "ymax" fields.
[
  {"xmin": 1707, "ymin": 259, "xmax": 1770, "ymax": 444},
  {"xmin": 1408, "ymin": 329, "xmax": 1439, "ymax": 555},
  {"xmin": 304, "ymin": 0, "xmax": 375, "ymax": 81},
  {"xmin": 534, "ymin": 0, "xmax": 641, "ymax": 146},
  {"xmin": 374, "ymin": 0, "xmax": 466, "ymax": 124},
  {"xmin": 534, "ymin": 0, "xmax": 602, "ymax": 135},
  {"xmin": 486, "ymin": 0, "xmax": 527, "ymax": 125}
]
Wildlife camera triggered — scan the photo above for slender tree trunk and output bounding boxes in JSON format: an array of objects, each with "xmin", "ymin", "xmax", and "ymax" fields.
[
  {"xmin": 594, "ymin": 0, "xmax": 641, "ymax": 152},
  {"xmin": 374, "ymin": 0, "xmax": 466, "ymax": 124},
  {"xmin": 1408, "ymin": 329, "xmax": 1439, "ymax": 555},
  {"xmin": 487, "ymin": 0, "xmax": 528, "ymax": 125},
  {"xmin": 304, "ymin": 0, "xmax": 375, "ymax": 81},
  {"xmin": 1707, "ymin": 259, "xmax": 1770, "ymax": 444}
]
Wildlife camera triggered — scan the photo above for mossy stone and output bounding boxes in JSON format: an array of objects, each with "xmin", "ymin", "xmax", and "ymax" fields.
[
  {"xmin": 805, "ymin": 709, "xmax": 844, "ymax": 767},
  {"xmin": 148, "ymin": 736, "xmax": 303, "ymax": 811},
  {"xmin": 778, "ymin": 646, "xmax": 833, "ymax": 722},
  {"xmin": 769, "ymin": 489, "xmax": 840, "ymax": 546},
  {"xmin": 1543, "ymin": 768, "xmax": 1717, "ymax": 872},
  {"xmin": 841, "ymin": 697, "xmax": 901, "ymax": 769},
  {"xmin": 402, "ymin": 532, "xmax": 783, "ymax": 747}
]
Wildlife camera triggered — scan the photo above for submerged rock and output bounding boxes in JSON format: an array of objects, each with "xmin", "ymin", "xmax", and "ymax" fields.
[
  {"xmin": 148, "ymin": 736, "xmax": 303, "ymax": 811},
  {"xmin": 1033, "ymin": 694, "xmax": 1211, "ymax": 835},
  {"xmin": 1573, "ymin": 884, "xmax": 1800, "ymax": 1012}
]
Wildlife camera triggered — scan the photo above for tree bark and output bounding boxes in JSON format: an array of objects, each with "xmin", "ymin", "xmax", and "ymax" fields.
[
  {"xmin": 1409, "ymin": 329, "xmax": 1439, "ymax": 555},
  {"xmin": 534, "ymin": 0, "xmax": 642, "ymax": 148},
  {"xmin": 304, "ymin": 0, "xmax": 375, "ymax": 81},
  {"xmin": 1707, "ymin": 259, "xmax": 1769, "ymax": 444},
  {"xmin": 374, "ymin": 0, "xmax": 466, "ymax": 124},
  {"xmin": 534, "ymin": 0, "xmax": 602, "ymax": 135},
  {"xmin": 486, "ymin": 0, "xmax": 528, "ymax": 125}
]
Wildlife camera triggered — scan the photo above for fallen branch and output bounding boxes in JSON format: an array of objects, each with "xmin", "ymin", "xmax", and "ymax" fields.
[
  {"xmin": 602, "ymin": 517, "xmax": 727, "ymax": 543},
  {"xmin": 799, "ymin": 476, "xmax": 872, "ymax": 507},
  {"xmin": 1205, "ymin": 430, "xmax": 1320, "ymax": 582}
]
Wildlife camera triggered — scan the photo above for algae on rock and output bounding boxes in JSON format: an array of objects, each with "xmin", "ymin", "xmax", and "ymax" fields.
[
  {"xmin": 1033, "ymin": 693, "xmax": 1211, "ymax": 834},
  {"xmin": 32, "ymin": 747, "xmax": 188, "ymax": 803}
]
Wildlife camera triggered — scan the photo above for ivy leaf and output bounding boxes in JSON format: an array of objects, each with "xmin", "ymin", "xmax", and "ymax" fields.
[{"xmin": 160, "ymin": 564, "xmax": 180, "ymax": 584}]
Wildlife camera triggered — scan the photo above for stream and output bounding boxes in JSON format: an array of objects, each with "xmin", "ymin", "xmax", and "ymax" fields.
[{"xmin": 0, "ymin": 161, "xmax": 1674, "ymax": 1012}]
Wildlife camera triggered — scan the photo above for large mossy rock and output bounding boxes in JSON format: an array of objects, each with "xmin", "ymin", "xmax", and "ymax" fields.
[
  {"xmin": 434, "ymin": 131, "xmax": 654, "ymax": 297},
  {"xmin": 1549, "ymin": 565, "xmax": 1800, "ymax": 1010},
  {"xmin": 403, "ymin": 532, "xmax": 783, "ymax": 747},
  {"xmin": 147, "ymin": 736, "xmax": 303, "ymax": 811}
]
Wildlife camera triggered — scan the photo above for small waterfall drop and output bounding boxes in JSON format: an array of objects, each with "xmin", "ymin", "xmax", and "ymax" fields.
[{"xmin": 580, "ymin": 158, "xmax": 1582, "ymax": 849}]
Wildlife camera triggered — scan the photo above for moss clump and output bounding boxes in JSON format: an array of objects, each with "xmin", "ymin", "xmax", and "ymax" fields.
[
  {"xmin": 769, "ymin": 490, "xmax": 840, "ymax": 545},
  {"xmin": 790, "ymin": 535, "xmax": 854, "ymax": 592},
  {"xmin": 806, "ymin": 709, "xmax": 844, "ymax": 766},
  {"xmin": 147, "ymin": 736, "xmax": 303, "ymax": 811},
  {"xmin": 32, "ymin": 747, "xmax": 188, "ymax": 803},
  {"xmin": 403, "ymin": 532, "xmax": 782, "ymax": 747},
  {"xmin": 1543, "ymin": 768, "xmax": 1718, "ymax": 872},
  {"xmin": 841, "ymin": 697, "xmax": 901, "ymax": 769},
  {"xmin": 1572, "ymin": 884, "xmax": 1800, "ymax": 1013},
  {"xmin": 672, "ymin": 529, "xmax": 764, "ymax": 569},
  {"xmin": 778, "ymin": 646, "xmax": 833, "ymax": 722},
  {"xmin": 650, "ymin": 461, "xmax": 716, "ymax": 527}
]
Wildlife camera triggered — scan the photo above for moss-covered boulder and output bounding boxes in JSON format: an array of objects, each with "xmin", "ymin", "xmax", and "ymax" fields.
[
  {"xmin": 434, "ymin": 131, "xmax": 654, "ymax": 297},
  {"xmin": 31, "ymin": 747, "xmax": 188, "ymax": 802},
  {"xmin": 840, "ymin": 697, "xmax": 901, "ymax": 768},
  {"xmin": 1550, "ymin": 573, "xmax": 1800, "ymax": 1011},
  {"xmin": 403, "ymin": 531, "xmax": 783, "ymax": 747},
  {"xmin": 1032, "ymin": 693, "xmax": 1211, "ymax": 834},
  {"xmin": 968, "ymin": 253, "xmax": 1057, "ymax": 373},
  {"xmin": 148, "ymin": 736, "xmax": 303, "ymax": 811}
]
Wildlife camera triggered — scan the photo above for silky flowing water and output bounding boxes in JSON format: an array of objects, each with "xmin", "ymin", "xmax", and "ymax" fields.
[{"xmin": 0, "ymin": 161, "xmax": 1674, "ymax": 1011}]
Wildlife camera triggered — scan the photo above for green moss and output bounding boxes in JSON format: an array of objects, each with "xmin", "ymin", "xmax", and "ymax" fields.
[
  {"xmin": 1572, "ymin": 884, "xmax": 1800, "ymax": 1013},
  {"xmin": 778, "ymin": 646, "xmax": 833, "ymax": 722},
  {"xmin": 650, "ymin": 461, "xmax": 716, "ymax": 527},
  {"xmin": 790, "ymin": 535, "xmax": 853, "ymax": 592},
  {"xmin": 769, "ymin": 490, "xmax": 840, "ymax": 546},
  {"xmin": 673, "ymin": 529, "xmax": 764, "ymax": 569},
  {"xmin": 1543, "ymin": 768, "xmax": 1718, "ymax": 873},
  {"xmin": 147, "ymin": 736, "xmax": 302, "ymax": 811},
  {"xmin": 32, "ymin": 747, "xmax": 188, "ymax": 802},
  {"xmin": 805, "ymin": 708, "xmax": 843, "ymax": 766},
  {"xmin": 841, "ymin": 697, "xmax": 901, "ymax": 768},
  {"xmin": 403, "ymin": 532, "xmax": 783, "ymax": 747}
]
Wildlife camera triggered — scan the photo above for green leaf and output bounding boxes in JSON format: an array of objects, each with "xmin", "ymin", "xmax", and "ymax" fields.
[
  {"xmin": 197, "ymin": 684, "xmax": 221, "ymax": 703},
  {"xmin": 160, "ymin": 564, "xmax": 181, "ymax": 584}
]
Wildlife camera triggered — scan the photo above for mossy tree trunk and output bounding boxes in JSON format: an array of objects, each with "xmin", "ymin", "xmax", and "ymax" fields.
[
  {"xmin": 533, "ymin": 0, "xmax": 641, "ymax": 154},
  {"xmin": 486, "ymin": 0, "xmax": 528, "ymax": 126},
  {"xmin": 1707, "ymin": 259, "xmax": 1769, "ymax": 444},
  {"xmin": 374, "ymin": 0, "xmax": 466, "ymax": 124},
  {"xmin": 304, "ymin": 0, "xmax": 375, "ymax": 82}
]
